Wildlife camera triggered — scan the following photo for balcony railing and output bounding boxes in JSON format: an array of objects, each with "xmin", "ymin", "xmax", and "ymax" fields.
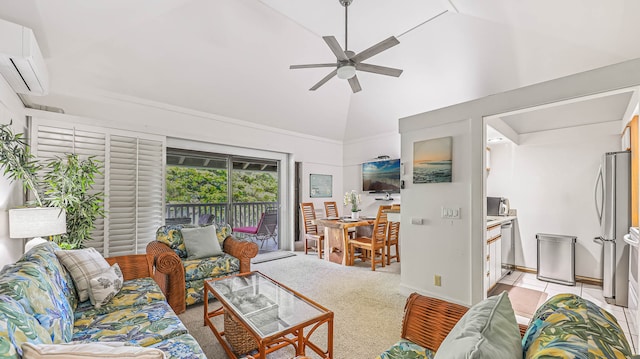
[{"xmin": 165, "ymin": 202, "xmax": 278, "ymax": 229}]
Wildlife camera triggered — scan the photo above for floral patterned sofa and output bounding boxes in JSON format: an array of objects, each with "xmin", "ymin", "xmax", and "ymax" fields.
[
  {"xmin": 148, "ymin": 224, "xmax": 259, "ymax": 313},
  {"xmin": 378, "ymin": 292, "xmax": 633, "ymax": 359},
  {"xmin": 0, "ymin": 242, "xmax": 206, "ymax": 359}
]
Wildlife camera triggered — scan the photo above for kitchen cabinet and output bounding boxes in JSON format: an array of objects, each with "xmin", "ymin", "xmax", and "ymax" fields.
[{"xmin": 486, "ymin": 223, "xmax": 502, "ymax": 290}]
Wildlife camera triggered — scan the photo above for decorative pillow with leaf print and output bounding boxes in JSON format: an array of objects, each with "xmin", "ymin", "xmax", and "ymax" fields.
[{"xmin": 88, "ymin": 264, "xmax": 124, "ymax": 309}]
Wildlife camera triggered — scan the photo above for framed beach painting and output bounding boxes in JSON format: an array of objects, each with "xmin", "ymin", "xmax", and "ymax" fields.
[
  {"xmin": 310, "ymin": 174, "xmax": 332, "ymax": 198},
  {"xmin": 413, "ymin": 136, "xmax": 452, "ymax": 183}
]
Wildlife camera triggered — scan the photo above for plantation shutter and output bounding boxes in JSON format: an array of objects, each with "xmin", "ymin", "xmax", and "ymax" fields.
[
  {"xmin": 136, "ymin": 139, "xmax": 164, "ymax": 253},
  {"xmin": 34, "ymin": 125, "xmax": 107, "ymax": 254},
  {"xmin": 107, "ymin": 136, "xmax": 138, "ymax": 256},
  {"xmin": 31, "ymin": 119, "xmax": 164, "ymax": 256},
  {"xmin": 108, "ymin": 136, "xmax": 164, "ymax": 256}
]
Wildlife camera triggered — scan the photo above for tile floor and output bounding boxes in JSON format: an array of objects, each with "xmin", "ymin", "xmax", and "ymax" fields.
[{"xmin": 500, "ymin": 270, "xmax": 637, "ymax": 353}]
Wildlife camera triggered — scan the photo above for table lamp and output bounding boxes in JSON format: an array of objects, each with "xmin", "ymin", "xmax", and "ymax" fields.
[{"xmin": 9, "ymin": 207, "xmax": 67, "ymax": 253}]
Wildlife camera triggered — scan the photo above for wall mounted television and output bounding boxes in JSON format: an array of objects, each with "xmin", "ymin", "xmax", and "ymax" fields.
[{"xmin": 362, "ymin": 158, "xmax": 401, "ymax": 193}]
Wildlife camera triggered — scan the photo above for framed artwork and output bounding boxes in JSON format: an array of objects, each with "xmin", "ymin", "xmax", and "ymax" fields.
[
  {"xmin": 310, "ymin": 174, "xmax": 332, "ymax": 198},
  {"xmin": 413, "ymin": 136, "xmax": 452, "ymax": 183}
]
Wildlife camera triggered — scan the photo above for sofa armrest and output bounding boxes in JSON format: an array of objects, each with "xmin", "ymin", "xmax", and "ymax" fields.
[
  {"xmin": 401, "ymin": 293, "xmax": 469, "ymax": 353},
  {"xmin": 146, "ymin": 241, "xmax": 186, "ymax": 314},
  {"xmin": 105, "ymin": 254, "xmax": 152, "ymax": 281},
  {"xmin": 223, "ymin": 236, "xmax": 259, "ymax": 273}
]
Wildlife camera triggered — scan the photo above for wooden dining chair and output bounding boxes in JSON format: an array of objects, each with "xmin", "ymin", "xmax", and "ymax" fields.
[
  {"xmin": 387, "ymin": 209, "xmax": 400, "ymax": 265},
  {"xmin": 348, "ymin": 205, "xmax": 391, "ymax": 271},
  {"xmin": 300, "ymin": 202, "xmax": 324, "ymax": 259},
  {"xmin": 325, "ymin": 201, "xmax": 356, "ymax": 239},
  {"xmin": 324, "ymin": 201, "xmax": 339, "ymax": 218}
]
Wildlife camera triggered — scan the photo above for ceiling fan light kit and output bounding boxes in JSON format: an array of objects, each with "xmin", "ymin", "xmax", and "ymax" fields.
[
  {"xmin": 337, "ymin": 65, "xmax": 356, "ymax": 79},
  {"xmin": 289, "ymin": 0, "xmax": 403, "ymax": 93}
]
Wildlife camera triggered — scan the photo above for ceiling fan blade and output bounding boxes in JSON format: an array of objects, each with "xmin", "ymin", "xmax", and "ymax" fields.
[
  {"xmin": 323, "ymin": 36, "xmax": 349, "ymax": 61},
  {"xmin": 356, "ymin": 63, "xmax": 403, "ymax": 77},
  {"xmin": 310, "ymin": 69, "xmax": 338, "ymax": 91},
  {"xmin": 290, "ymin": 63, "xmax": 336, "ymax": 69},
  {"xmin": 348, "ymin": 75, "xmax": 362, "ymax": 93},
  {"xmin": 351, "ymin": 36, "xmax": 400, "ymax": 63}
]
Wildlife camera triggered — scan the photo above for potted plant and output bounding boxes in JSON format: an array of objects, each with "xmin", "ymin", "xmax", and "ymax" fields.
[
  {"xmin": 43, "ymin": 154, "xmax": 104, "ymax": 249},
  {"xmin": 0, "ymin": 122, "xmax": 105, "ymax": 249},
  {"xmin": 344, "ymin": 190, "xmax": 361, "ymax": 220}
]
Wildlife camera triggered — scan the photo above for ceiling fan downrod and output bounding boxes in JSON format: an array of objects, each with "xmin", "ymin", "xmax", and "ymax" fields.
[{"xmin": 339, "ymin": 0, "xmax": 353, "ymax": 52}]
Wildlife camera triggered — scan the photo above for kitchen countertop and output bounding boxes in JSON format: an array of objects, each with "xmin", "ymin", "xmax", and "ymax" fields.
[{"xmin": 486, "ymin": 216, "xmax": 517, "ymax": 227}]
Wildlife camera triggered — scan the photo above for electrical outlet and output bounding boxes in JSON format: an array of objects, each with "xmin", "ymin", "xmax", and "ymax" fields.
[{"xmin": 434, "ymin": 275, "xmax": 442, "ymax": 287}]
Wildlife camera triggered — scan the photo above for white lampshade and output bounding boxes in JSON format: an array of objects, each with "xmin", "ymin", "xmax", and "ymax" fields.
[
  {"xmin": 9, "ymin": 207, "xmax": 67, "ymax": 239},
  {"xmin": 337, "ymin": 65, "xmax": 356, "ymax": 79}
]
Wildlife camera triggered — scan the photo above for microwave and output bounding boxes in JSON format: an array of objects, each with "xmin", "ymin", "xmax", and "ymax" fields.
[{"xmin": 487, "ymin": 197, "xmax": 509, "ymax": 216}]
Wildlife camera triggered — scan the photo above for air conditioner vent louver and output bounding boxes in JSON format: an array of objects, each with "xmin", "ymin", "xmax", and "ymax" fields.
[{"xmin": 0, "ymin": 18, "xmax": 49, "ymax": 95}]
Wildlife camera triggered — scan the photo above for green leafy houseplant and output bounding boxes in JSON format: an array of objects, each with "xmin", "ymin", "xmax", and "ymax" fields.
[
  {"xmin": 0, "ymin": 122, "xmax": 105, "ymax": 249},
  {"xmin": 0, "ymin": 122, "xmax": 43, "ymax": 206},
  {"xmin": 43, "ymin": 154, "xmax": 105, "ymax": 249}
]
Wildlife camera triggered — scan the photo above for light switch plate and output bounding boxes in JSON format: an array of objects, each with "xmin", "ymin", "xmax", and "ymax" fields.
[
  {"xmin": 411, "ymin": 218, "xmax": 423, "ymax": 225},
  {"xmin": 441, "ymin": 207, "xmax": 461, "ymax": 219}
]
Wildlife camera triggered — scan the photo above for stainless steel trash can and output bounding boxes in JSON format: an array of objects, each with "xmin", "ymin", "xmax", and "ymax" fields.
[{"xmin": 537, "ymin": 233, "xmax": 577, "ymax": 286}]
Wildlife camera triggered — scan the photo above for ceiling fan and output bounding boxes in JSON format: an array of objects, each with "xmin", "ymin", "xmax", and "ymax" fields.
[{"xmin": 289, "ymin": 0, "xmax": 403, "ymax": 93}]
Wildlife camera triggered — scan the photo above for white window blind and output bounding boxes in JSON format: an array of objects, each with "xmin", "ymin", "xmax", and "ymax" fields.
[{"xmin": 31, "ymin": 119, "xmax": 164, "ymax": 257}]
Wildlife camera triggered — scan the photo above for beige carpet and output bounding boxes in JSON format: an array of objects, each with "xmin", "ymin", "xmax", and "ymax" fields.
[
  {"xmin": 489, "ymin": 283, "xmax": 548, "ymax": 318},
  {"xmin": 179, "ymin": 253, "xmax": 405, "ymax": 358}
]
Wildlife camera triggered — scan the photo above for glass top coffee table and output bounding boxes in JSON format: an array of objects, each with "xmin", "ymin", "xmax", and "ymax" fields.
[{"xmin": 204, "ymin": 271, "xmax": 334, "ymax": 358}]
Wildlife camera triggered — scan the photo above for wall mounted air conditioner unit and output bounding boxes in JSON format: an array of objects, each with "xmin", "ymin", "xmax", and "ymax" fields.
[{"xmin": 0, "ymin": 18, "xmax": 48, "ymax": 95}]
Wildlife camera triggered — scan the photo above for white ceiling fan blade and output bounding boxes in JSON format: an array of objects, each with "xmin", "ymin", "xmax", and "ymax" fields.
[
  {"xmin": 290, "ymin": 63, "xmax": 336, "ymax": 69},
  {"xmin": 310, "ymin": 69, "xmax": 338, "ymax": 91},
  {"xmin": 356, "ymin": 63, "xmax": 403, "ymax": 77},
  {"xmin": 351, "ymin": 36, "xmax": 400, "ymax": 63},
  {"xmin": 348, "ymin": 75, "xmax": 362, "ymax": 93},
  {"xmin": 323, "ymin": 36, "xmax": 349, "ymax": 61}
]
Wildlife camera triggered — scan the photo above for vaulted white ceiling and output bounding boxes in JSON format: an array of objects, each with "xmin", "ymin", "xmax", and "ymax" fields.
[{"xmin": 1, "ymin": 0, "xmax": 639, "ymax": 141}]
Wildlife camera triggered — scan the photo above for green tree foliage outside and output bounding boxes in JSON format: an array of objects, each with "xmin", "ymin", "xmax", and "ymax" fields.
[{"xmin": 166, "ymin": 166, "xmax": 277, "ymax": 203}]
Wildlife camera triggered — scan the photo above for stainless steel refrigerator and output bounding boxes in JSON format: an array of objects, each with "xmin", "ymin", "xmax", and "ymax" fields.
[{"xmin": 594, "ymin": 150, "xmax": 631, "ymax": 307}]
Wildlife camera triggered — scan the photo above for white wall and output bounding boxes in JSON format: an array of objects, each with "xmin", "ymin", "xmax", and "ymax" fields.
[
  {"xmin": 0, "ymin": 76, "xmax": 26, "ymax": 268},
  {"xmin": 399, "ymin": 58, "xmax": 640, "ymax": 306},
  {"xmin": 399, "ymin": 119, "xmax": 477, "ymax": 305},
  {"xmin": 487, "ymin": 122, "xmax": 621, "ymax": 279},
  {"xmin": 343, "ymin": 132, "xmax": 402, "ymax": 218}
]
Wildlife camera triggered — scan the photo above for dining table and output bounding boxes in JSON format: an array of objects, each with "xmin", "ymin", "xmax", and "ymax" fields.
[{"xmin": 311, "ymin": 217, "xmax": 375, "ymax": 265}]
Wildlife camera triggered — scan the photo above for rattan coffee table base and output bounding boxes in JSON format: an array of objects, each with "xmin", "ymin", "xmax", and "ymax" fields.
[
  {"xmin": 204, "ymin": 272, "xmax": 334, "ymax": 359},
  {"xmin": 224, "ymin": 311, "xmax": 258, "ymax": 355}
]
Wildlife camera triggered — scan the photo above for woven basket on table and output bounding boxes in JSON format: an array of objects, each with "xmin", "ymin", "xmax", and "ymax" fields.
[{"xmin": 224, "ymin": 311, "xmax": 258, "ymax": 354}]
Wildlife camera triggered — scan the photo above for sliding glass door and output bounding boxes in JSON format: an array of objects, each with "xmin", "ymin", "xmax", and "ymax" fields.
[{"xmin": 165, "ymin": 149, "xmax": 280, "ymax": 251}]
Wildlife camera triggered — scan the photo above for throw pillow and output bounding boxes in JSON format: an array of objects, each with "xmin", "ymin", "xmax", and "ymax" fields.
[
  {"xmin": 88, "ymin": 264, "xmax": 124, "ymax": 308},
  {"xmin": 55, "ymin": 248, "xmax": 110, "ymax": 302},
  {"xmin": 22, "ymin": 342, "xmax": 166, "ymax": 359},
  {"xmin": 433, "ymin": 291, "xmax": 521, "ymax": 359},
  {"xmin": 216, "ymin": 223, "xmax": 232, "ymax": 246},
  {"xmin": 182, "ymin": 225, "xmax": 223, "ymax": 260}
]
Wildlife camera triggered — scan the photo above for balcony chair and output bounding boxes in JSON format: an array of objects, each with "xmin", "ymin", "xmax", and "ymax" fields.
[
  {"xmin": 198, "ymin": 213, "xmax": 215, "ymax": 226},
  {"xmin": 348, "ymin": 205, "xmax": 391, "ymax": 271},
  {"xmin": 233, "ymin": 211, "xmax": 278, "ymax": 248},
  {"xmin": 387, "ymin": 204, "xmax": 400, "ymax": 265},
  {"xmin": 300, "ymin": 202, "xmax": 324, "ymax": 258}
]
